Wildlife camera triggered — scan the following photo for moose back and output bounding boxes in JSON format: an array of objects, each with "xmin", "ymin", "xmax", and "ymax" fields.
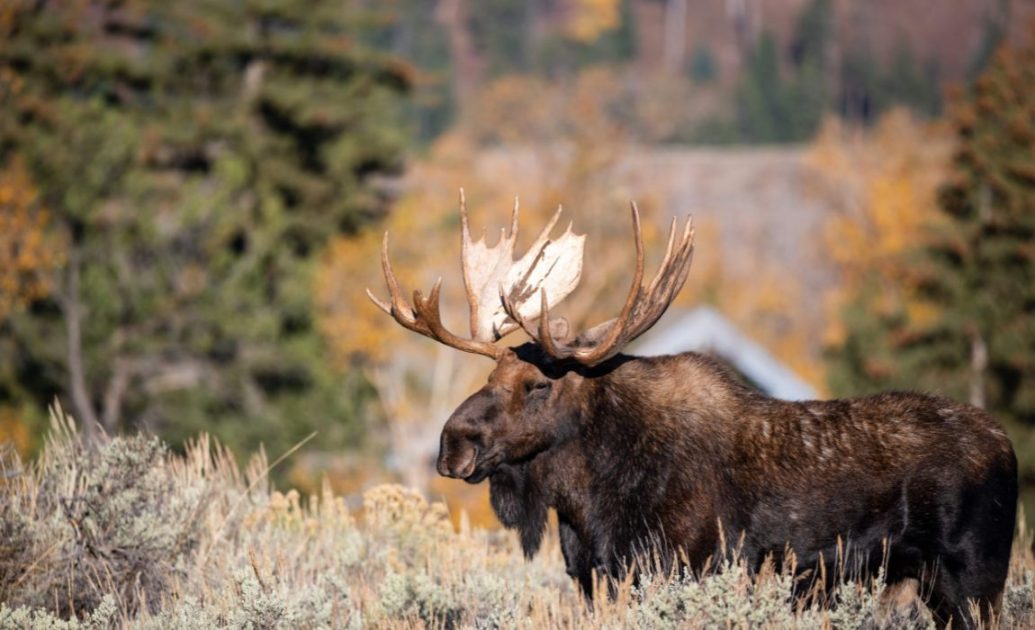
[{"xmin": 368, "ymin": 195, "xmax": 1017, "ymax": 627}]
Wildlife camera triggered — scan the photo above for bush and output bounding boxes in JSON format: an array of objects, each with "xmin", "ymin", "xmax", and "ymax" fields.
[{"xmin": 0, "ymin": 413, "xmax": 206, "ymax": 617}]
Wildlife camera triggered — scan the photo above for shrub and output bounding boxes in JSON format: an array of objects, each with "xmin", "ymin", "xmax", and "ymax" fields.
[{"xmin": 0, "ymin": 412, "xmax": 206, "ymax": 617}]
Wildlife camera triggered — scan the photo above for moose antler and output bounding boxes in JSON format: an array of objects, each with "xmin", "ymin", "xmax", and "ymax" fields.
[
  {"xmin": 366, "ymin": 190, "xmax": 586, "ymax": 359},
  {"xmin": 500, "ymin": 203, "xmax": 694, "ymax": 366},
  {"xmin": 460, "ymin": 190, "xmax": 585, "ymax": 341}
]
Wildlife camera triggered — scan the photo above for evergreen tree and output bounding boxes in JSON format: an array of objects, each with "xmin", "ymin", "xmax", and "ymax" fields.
[
  {"xmin": 967, "ymin": 0, "xmax": 1010, "ymax": 82},
  {"xmin": 827, "ymin": 39, "xmax": 1035, "ymax": 477},
  {"xmin": 736, "ymin": 0, "xmax": 831, "ymax": 142},
  {"xmin": 877, "ymin": 45, "xmax": 941, "ymax": 118},
  {"xmin": 469, "ymin": 0, "xmax": 532, "ymax": 75},
  {"xmin": 689, "ymin": 45, "xmax": 717, "ymax": 84},
  {"xmin": 736, "ymin": 32, "xmax": 789, "ymax": 142},
  {"xmin": 838, "ymin": 45, "xmax": 879, "ymax": 123},
  {"xmin": 0, "ymin": 0, "xmax": 410, "ymax": 455},
  {"xmin": 373, "ymin": 0, "xmax": 454, "ymax": 143}
]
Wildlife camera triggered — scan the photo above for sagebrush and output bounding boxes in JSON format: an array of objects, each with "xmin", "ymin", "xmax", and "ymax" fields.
[{"xmin": 1, "ymin": 407, "xmax": 1032, "ymax": 628}]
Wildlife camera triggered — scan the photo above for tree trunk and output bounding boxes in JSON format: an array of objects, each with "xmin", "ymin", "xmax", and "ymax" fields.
[
  {"xmin": 101, "ymin": 356, "xmax": 130, "ymax": 433},
  {"xmin": 62, "ymin": 254, "xmax": 101, "ymax": 440},
  {"xmin": 435, "ymin": 0, "xmax": 482, "ymax": 118},
  {"xmin": 663, "ymin": 0, "xmax": 688, "ymax": 74},
  {"xmin": 969, "ymin": 330, "xmax": 988, "ymax": 409}
]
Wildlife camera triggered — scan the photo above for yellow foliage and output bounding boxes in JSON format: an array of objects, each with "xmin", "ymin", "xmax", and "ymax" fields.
[
  {"xmin": 906, "ymin": 300, "xmax": 942, "ymax": 331},
  {"xmin": 0, "ymin": 406, "xmax": 33, "ymax": 456},
  {"xmin": 0, "ymin": 159, "xmax": 65, "ymax": 322},
  {"xmin": 428, "ymin": 472, "xmax": 496, "ymax": 530},
  {"xmin": 466, "ymin": 75, "xmax": 556, "ymax": 145},
  {"xmin": 563, "ymin": 0, "xmax": 622, "ymax": 43},
  {"xmin": 466, "ymin": 69, "xmax": 627, "ymax": 147},
  {"xmin": 314, "ymin": 229, "xmax": 404, "ymax": 365},
  {"xmin": 809, "ymin": 110, "xmax": 953, "ymax": 348}
]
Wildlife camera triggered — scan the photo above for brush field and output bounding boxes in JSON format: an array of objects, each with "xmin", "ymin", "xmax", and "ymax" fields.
[{"xmin": 1, "ymin": 408, "xmax": 1033, "ymax": 629}]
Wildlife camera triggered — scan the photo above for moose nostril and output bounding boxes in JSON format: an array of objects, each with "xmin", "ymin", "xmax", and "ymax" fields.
[
  {"xmin": 436, "ymin": 443, "xmax": 478, "ymax": 479},
  {"xmin": 454, "ymin": 448, "xmax": 477, "ymax": 478}
]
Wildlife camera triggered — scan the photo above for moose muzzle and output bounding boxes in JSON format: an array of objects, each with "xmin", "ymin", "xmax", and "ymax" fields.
[{"xmin": 436, "ymin": 389, "xmax": 496, "ymax": 480}]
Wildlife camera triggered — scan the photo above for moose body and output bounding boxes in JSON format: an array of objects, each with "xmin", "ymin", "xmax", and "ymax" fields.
[
  {"xmin": 369, "ymin": 196, "xmax": 1018, "ymax": 626},
  {"xmin": 440, "ymin": 348, "xmax": 1017, "ymax": 625}
]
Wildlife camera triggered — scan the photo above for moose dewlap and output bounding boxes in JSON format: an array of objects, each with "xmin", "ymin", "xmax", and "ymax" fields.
[{"xmin": 368, "ymin": 193, "xmax": 1017, "ymax": 628}]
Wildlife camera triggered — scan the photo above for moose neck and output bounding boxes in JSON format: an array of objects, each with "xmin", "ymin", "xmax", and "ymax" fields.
[{"xmin": 500, "ymin": 352, "xmax": 752, "ymax": 558}]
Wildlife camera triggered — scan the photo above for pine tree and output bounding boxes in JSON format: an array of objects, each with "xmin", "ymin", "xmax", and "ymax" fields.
[
  {"xmin": 929, "ymin": 41, "xmax": 1035, "ymax": 456},
  {"xmin": 737, "ymin": 32, "xmax": 788, "ymax": 142},
  {"xmin": 736, "ymin": 0, "xmax": 831, "ymax": 142},
  {"xmin": 827, "ymin": 38, "xmax": 1035, "ymax": 477},
  {"xmin": 0, "ymin": 0, "xmax": 410, "ymax": 455}
]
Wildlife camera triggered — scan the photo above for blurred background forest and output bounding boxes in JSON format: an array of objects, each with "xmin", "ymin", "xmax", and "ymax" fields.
[{"xmin": 1, "ymin": 0, "xmax": 1034, "ymax": 523}]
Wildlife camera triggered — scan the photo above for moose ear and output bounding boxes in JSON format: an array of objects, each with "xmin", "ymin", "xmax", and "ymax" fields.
[
  {"xmin": 571, "ymin": 318, "xmax": 616, "ymax": 349},
  {"xmin": 546, "ymin": 317, "xmax": 570, "ymax": 342}
]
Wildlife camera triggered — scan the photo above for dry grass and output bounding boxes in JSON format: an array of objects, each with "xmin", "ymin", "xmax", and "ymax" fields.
[{"xmin": 1, "ymin": 406, "xmax": 1032, "ymax": 629}]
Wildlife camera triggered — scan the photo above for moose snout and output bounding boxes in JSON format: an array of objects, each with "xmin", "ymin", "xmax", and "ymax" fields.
[
  {"xmin": 436, "ymin": 441, "xmax": 478, "ymax": 479},
  {"xmin": 440, "ymin": 442, "xmax": 480, "ymax": 475},
  {"xmin": 437, "ymin": 390, "xmax": 496, "ymax": 479}
]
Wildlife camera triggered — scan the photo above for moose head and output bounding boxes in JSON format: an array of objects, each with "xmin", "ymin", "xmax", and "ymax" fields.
[{"xmin": 367, "ymin": 192, "xmax": 694, "ymax": 486}]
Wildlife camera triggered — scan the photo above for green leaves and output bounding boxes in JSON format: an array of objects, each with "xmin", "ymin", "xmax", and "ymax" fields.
[{"xmin": 0, "ymin": 0, "xmax": 411, "ymax": 459}]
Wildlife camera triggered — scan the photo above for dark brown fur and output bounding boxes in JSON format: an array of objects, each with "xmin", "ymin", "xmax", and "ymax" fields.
[{"xmin": 437, "ymin": 345, "xmax": 1018, "ymax": 627}]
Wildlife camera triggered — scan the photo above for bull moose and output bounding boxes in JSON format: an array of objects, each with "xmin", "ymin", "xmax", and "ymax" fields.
[{"xmin": 367, "ymin": 195, "xmax": 1017, "ymax": 627}]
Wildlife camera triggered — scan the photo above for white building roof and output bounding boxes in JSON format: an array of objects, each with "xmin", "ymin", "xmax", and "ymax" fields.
[{"xmin": 631, "ymin": 306, "xmax": 818, "ymax": 401}]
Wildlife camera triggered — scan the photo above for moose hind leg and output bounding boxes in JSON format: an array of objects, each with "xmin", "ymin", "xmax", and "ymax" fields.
[{"xmin": 930, "ymin": 469, "xmax": 1016, "ymax": 628}]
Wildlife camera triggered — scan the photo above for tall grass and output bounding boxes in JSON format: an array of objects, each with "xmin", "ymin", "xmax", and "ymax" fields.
[{"xmin": 1, "ymin": 406, "xmax": 1032, "ymax": 628}]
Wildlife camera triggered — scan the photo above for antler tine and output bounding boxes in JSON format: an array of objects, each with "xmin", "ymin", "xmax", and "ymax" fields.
[
  {"xmin": 459, "ymin": 188, "xmax": 477, "ymax": 339},
  {"xmin": 365, "ymin": 235, "xmax": 396, "ymax": 316},
  {"xmin": 459, "ymin": 188, "xmax": 470, "ymax": 241},
  {"xmin": 647, "ymin": 217, "xmax": 694, "ymax": 308},
  {"xmin": 648, "ymin": 217, "xmax": 680, "ymax": 295},
  {"xmin": 526, "ymin": 204, "xmax": 564, "ymax": 255},
  {"xmin": 499, "ymin": 286, "xmax": 536, "ymax": 338},
  {"xmin": 565, "ymin": 202, "xmax": 647, "ymax": 363},
  {"xmin": 642, "ymin": 216, "xmax": 695, "ymax": 327},
  {"xmin": 413, "ymin": 278, "xmax": 499, "ymax": 356},
  {"xmin": 367, "ymin": 229, "xmax": 503, "ymax": 359},
  {"xmin": 499, "ymin": 284, "xmax": 572, "ymax": 359},
  {"xmin": 510, "ymin": 196, "xmax": 520, "ymax": 239},
  {"xmin": 535, "ymin": 288, "xmax": 569, "ymax": 358},
  {"xmin": 376, "ymin": 232, "xmax": 419, "ymax": 329}
]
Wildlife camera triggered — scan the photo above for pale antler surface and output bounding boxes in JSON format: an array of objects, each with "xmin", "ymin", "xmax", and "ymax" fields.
[{"xmin": 460, "ymin": 191, "xmax": 586, "ymax": 342}]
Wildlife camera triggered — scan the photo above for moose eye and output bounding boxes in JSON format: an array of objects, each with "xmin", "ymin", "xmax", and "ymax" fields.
[{"xmin": 524, "ymin": 380, "xmax": 551, "ymax": 396}]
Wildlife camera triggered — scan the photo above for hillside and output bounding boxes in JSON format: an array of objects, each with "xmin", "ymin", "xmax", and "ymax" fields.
[{"xmin": 634, "ymin": 0, "xmax": 1032, "ymax": 85}]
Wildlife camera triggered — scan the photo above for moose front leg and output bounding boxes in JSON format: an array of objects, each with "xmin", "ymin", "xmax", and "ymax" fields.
[{"xmin": 558, "ymin": 516, "xmax": 594, "ymax": 598}]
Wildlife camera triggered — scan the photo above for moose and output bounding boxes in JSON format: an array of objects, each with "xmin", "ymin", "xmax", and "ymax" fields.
[{"xmin": 368, "ymin": 195, "xmax": 1017, "ymax": 627}]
